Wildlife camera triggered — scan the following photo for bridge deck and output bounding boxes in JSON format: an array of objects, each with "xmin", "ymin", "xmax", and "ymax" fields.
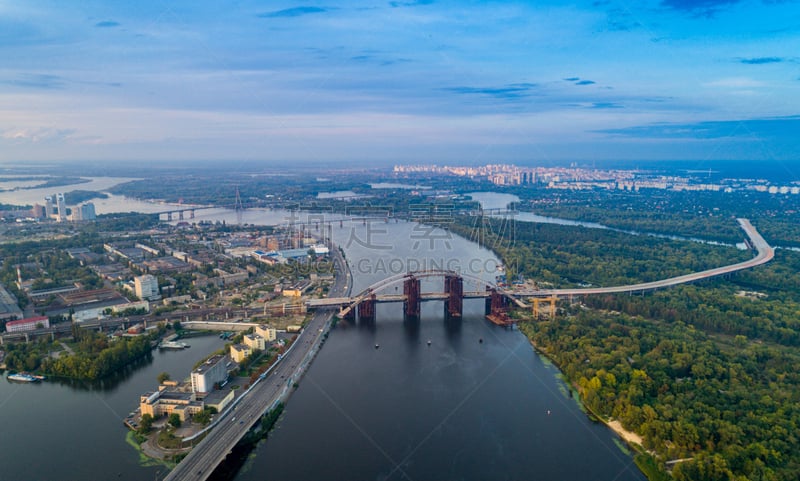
[
  {"xmin": 307, "ymin": 291, "xmax": 491, "ymax": 307},
  {"xmin": 311, "ymin": 218, "xmax": 772, "ymax": 313},
  {"xmin": 514, "ymin": 218, "xmax": 773, "ymax": 298}
]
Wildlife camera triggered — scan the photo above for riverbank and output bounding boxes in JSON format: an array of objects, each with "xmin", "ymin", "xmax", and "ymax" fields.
[{"xmin": 517, "ymin": 322, "xmax": 665, "ymax": 480}]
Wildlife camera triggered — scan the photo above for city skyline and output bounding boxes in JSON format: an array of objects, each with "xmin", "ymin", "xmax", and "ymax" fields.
[{"xmin": 1, "ymin": 0, "xmax": 799, "ymax": 166}]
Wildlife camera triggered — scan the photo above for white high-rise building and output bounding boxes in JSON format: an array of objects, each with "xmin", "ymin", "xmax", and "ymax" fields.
[
  {"xmin": 44, "ymin": 196, "xmax": 54, "ymax": 219},
  {"xmin": 72, "ymin": 203, "xmax": 96, "ymax": 221},
  {"xmin": 134, "ymin": 274, "xmax": 160, "ymax": 301},
  {"xmin": 56, "ymin": 193, "xmax": 66, "ymax": 222}
]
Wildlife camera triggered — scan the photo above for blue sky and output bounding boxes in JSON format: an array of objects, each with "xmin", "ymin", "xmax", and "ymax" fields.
[{"xmin": 0, "ymin": 0, "xmax": 798, "ymax": 166}]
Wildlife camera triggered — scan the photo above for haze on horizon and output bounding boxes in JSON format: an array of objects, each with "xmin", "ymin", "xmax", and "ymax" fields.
[{"xmin": 1, "ymin": 0, "xmax": 799, "ymax": 167}]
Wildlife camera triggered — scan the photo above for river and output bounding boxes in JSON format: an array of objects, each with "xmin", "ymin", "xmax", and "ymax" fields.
[
  {"xmin": 468, "ymin": 191, "xmax": 748, "ymax": 249},
  {"xmin": 228, "ymin": 219, "xmax": 646, "ymax": 481},
  {"xmin": 0, "ymin": 334, "xmax": 225, "ymax": 481},
  {"xmin": 0, "ymin": 175, "xmax": 195, "ymax": 215},
  {"xmin": 0, "ymin": 186, "xmax": 646, "ymax": 480}
]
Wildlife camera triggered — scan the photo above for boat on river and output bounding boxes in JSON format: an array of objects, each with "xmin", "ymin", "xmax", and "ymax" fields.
[
  {"xmin": 158, "ymin": 341, "xmax": 190, "ymax": 350},
  {"xmin": 7, "ymin": 372, "xmax": 40, "ymax": 383}
]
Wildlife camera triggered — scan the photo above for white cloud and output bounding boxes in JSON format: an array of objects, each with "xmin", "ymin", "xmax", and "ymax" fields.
[
  {"xmin": 703, "ymin": 77, "xmax": 766, "ymax": 89},
  {"xmin": 1, "ymin": 127, "xmax": 74, "ymax": 143}
]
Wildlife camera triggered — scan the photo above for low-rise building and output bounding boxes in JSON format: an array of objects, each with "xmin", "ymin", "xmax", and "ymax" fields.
[
  {"xmin": 0, "ymin": 282, "xmax": 23, "ymax": 323},
  {"xmin": 230, "ymin": 343, "xmax": 251, "ymax": 363},
  {"xmin": 243, "ymin": 333, "xmax": 266, "ymax": 351},
  {"xmin": 140, "ymin": 389, "xmax": 203, "ymax": 421},
  {"xmin": 139, "ymin": 256, "xmax": 193, "ymax": 274},
  {"xmin": 162, "ymin": 295, "xmax": 192, "ymax": 306},
  {"xmin": 255, "ymin": 325, "xmax": 277, "ymax": 342},
  {"xmin": 5, "ymin": 316, "xmax": 49, "ymax": 333},
  {"xmin": 203, "ymin": 389, "xmax": 235, "ymax": 414},
  {"xmin": 214, "ymin": 268, "xmax": 248, "ymax": 286}
]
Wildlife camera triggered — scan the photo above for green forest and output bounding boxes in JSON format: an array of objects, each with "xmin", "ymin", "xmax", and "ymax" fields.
[
  {"xmin": 450, "ymin": 217, "xmax": 750, "ymax": 287},
  {"xmin": 455, "ymin": 216, "xmax": 800, "ymax": 481},
  {"xmin": 507, "ymin": 187, "xmax": 800, "ymax": 248},
  {"xmin": 4, "ymin": 329, "xmax": 158, "ymax": 380}
]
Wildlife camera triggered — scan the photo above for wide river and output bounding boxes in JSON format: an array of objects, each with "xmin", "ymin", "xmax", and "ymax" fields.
[
  {"xmin": 227, "ymin": 219, "xmax": 645, "ymax": 481},
  {"xmin": 0, "ymin": 334, "xmax": 225, "ymax": 481},
  {"xmin": 0, "ymin": 185, "xmax": 645, "ymax": 480}
]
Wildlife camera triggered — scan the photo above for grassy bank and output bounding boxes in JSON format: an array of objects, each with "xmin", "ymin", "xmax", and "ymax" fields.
[{"xmin": 518, "ymin": 320, "xmax": 672, "ymax": 481}]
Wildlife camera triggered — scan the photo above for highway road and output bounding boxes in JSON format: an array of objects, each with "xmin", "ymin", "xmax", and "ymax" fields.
[
  {"xmin": 163, "ymin": 243, "xmax": 351, "ymax": 481},
  {"xmin": 519, "ymin": 218, "xmax": 774, "ymax": 298}
]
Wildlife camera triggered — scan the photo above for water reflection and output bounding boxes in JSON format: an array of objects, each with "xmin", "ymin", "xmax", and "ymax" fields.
[{"xmin": 45, "ymin": 353, "xmax": 155, "ymax": 392}]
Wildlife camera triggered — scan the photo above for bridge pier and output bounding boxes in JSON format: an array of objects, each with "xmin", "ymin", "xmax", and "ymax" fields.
[
  {"xmin": 167, "ymin": 212, "xmax": 173, "ymax": 221},
  {"xmin": 488, "ymin": 289, "xmax": 508, "ymax": 314},
  {"xmin": 403, "ymin": 275, "xmax": 421, "ymax": 320},
  {"xmin": 358, "ymin": 293, "xmax": 376, "ymax": 322},
  {"xmin": 485, "ymin": 288, "xmax": 513, "ymax": 326},
  {"xmin": 179, "ymin": 211, "xmax": 184, "ymax": 221},
  {"xmin": 444, "ymin": 274, "xmax": 463, "ymax": 319}
]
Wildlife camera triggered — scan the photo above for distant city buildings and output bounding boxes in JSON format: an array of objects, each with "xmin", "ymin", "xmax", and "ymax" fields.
[
  {"xmin": 393, "ymin": 163, "xmax": 800, "ymax": 195},
  {"xmin": 56, "ymin": 193, "xmax": 66, "ymax": 222},
  {"xmin": 44, "ymin": 195, "xmax": 54, "ymax": 218},
  {"xmin": 31, "ymin": 193, "xmax": 96, "ymax": 222},
  {"xmin": 71, "ymin": 203, "xmax": 96, "ymax": 221}
]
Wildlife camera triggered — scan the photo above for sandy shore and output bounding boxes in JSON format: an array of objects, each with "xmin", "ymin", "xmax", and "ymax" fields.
[{"xmin": 607, "ymin": 419, "xmax": 643, "ymax": 446}]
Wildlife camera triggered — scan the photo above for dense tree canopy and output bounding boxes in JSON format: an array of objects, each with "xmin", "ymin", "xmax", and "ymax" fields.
[{"xmin": 456, "ymin": 214, "xmax": 800, "ymax": 481}]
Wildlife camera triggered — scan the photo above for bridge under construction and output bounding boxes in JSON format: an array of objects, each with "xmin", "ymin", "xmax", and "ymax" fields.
[{"xmin": 306, "ymin": 218, "xmax": 774, "ymax": 326}]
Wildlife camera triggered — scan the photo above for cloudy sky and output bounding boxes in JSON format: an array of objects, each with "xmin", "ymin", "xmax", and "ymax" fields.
[{"xmin": 1, "ymin": 0, "xmax": 799, "ymax": 166}]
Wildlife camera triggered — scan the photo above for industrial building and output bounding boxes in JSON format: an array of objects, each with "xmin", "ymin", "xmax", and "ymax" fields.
[
  {"xmin": 5, "ymin": 316, "xmax": 49, "ymax": 333},
  {"xmin": 0, "ymin": 282, "xmax": 23, "ymax": 323}
]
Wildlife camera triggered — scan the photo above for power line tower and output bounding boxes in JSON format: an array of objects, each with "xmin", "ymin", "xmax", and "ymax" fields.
[{"xmin": 234, "ymin": 185, "xmax": 244, "ymax": 225}]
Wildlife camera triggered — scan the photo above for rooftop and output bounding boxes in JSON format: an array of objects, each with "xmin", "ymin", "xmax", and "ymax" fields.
[
  {"xmin": 194, "ymin": 354, "xmax": 226, "ymax": 375},
  {"xmin": 6, "ymin": 316, "xmax": 48, "ymax": 327}
]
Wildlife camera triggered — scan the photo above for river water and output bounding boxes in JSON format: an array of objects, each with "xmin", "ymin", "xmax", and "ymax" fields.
[
  {"xmin": 0, "ymin": 175, "xmax": 191, "ymax": 215},
  {"xmin": 468, "ymin": 191, "xmax": 747, "ymax": 249},
  {"xmin": 0, "ymin": 184, "xmax": 646, "ymax": 480},
  {"xmin": 230, "ymin": 220, "xmax": 645, "ymax": 481},
  {"xmin": 0, "ymin": 334, "xmax": 225, "ymax": 481}
]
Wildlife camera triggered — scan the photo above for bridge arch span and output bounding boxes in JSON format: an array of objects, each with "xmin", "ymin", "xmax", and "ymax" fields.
[
  {"xmin": 349, "ymin": 269, "xmax": 497, "ymax": 304},
  {"xmin": 338, "ymin": 269, "xmax": 509, "ymax": 320}
]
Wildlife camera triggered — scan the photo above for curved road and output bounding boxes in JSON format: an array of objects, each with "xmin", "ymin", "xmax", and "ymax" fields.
[
  {"xmin": 519, "ymin": 218, "xmax": 774, "ymax": 298},
  {"xmin": 163, "ymin": 244, "xmax": 351, "ymax": 481}
]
